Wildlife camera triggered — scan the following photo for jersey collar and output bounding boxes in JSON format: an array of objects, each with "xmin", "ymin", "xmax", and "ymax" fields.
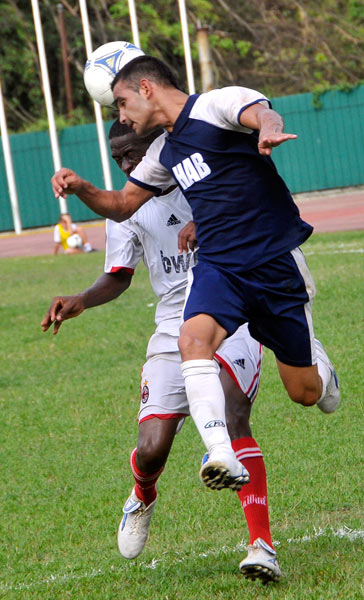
[{"xmin": 169, "ymin": 94, "xmax": 200, "ymax": 137}]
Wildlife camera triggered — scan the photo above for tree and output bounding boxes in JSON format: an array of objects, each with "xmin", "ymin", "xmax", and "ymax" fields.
[{"xmin": 1, "ymin": 0, "xmax": 363, "ymax": 132}]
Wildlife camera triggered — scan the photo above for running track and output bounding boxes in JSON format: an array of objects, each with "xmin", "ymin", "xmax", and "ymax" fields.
[{"xmin": 1, "ymin": 188, "xmax": 364, "ymax": 258}]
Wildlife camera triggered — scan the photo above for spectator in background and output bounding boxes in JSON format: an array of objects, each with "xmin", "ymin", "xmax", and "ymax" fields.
[{"xmin": 53, "ymin": 213, "xmax": 96, "ymax": 255}]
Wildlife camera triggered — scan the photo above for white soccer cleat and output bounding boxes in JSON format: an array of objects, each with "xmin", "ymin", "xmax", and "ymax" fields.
[
  {"xmin": 117, "ymin": 489, "xmax": 157, "ymax": 559},
  {"xmin": 315, "ymin": 339, "xmax": 340, "ymax": 413},
  {"xmin": 199, "ymin": 452, "xmax": 250, "ymax": 491},
  {"xmin": 239, "ymin": 538, "xmax": 281, "ymax": 584}
]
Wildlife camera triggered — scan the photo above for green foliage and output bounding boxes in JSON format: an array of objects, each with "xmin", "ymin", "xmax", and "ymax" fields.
[{"xmin": 3, "ymin": 0, "xmax": 364, "ymax": 132}]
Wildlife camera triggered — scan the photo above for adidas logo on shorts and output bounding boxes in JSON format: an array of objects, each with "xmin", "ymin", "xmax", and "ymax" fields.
[{"xmin": 234, "ymin": 358, "xmax": 246, "ymax": 369}]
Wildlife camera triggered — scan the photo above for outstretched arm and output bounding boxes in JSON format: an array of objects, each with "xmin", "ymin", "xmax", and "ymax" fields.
[
  {"xmin": 239, "ymin": 102, "xmax": 297, "ymax": 156},
  {"xmin": 51, "ymin": 169, "xmax": 153, "ymax": 222},
  {"xmin": 41, "ymin": 270, "xmax": 132, "ymax": 335}
]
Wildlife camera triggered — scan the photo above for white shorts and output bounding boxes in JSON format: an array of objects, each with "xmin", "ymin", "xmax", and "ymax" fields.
[{"xmin": 138, "ymin": 323, "xmax": 263, "ymax": 423}]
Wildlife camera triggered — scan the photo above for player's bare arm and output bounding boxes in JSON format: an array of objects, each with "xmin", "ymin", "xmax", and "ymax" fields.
[
  {"xmin": 51, "ymin": 168, "xmax": 153, "ymax": 221},
  {"xmin": 41, "ymin": 271, "xmax": 133, "ymax": 335},
  {"xmin": 239, "ymin": 103, "xmax": 297, "ymax": 156},
  {"xmin": 178, "ymin": 220, "xmax": 197, "ymax": 253}
]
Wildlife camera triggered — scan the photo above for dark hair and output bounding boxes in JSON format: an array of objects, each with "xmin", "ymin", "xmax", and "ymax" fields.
[
  {"xmin": 108, "ymin": 119, "xmax": 164, "ymax": 145},
  {"xmin": 108, "ymin": 120, "xmax": 134, "ymax": 140},
  {"xmin": 111, "ymin": 55, "xmax": 180, "ymax": 92}
]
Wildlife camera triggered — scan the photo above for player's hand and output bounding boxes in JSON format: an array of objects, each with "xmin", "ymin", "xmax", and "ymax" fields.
[
  {"xmin": 51, "ymin": 168, "xmax": 83, "ymax": 199},
  {"xmin": 41, "ymin": 295, "xmax": 85, "ymax": 335},
  {"xmin": 258, "ymin": 133, "xmax": 297, "ymax": 156},
  {"xmin": 178, "ymin": 220, "xmax": 197, "ymax": 253}
]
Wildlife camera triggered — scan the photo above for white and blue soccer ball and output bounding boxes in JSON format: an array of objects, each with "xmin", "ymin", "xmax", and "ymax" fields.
[{"xmin": 83, "ymin": 41, "xmax": 145, "ymax": 106}]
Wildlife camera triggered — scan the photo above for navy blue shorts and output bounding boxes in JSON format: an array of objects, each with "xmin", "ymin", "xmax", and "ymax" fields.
[{"xmin": 183, "ymin": 248, "xmax": 317, "ymax": 367}]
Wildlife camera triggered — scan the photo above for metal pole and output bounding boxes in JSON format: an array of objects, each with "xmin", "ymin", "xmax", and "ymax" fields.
[
  {"xmin": 57, "ymin": 3, "xmax": 74, "ymax": 115},
  {"xmin": 31, "ymin": 0, "xmax": 67, "ymax": 214},
  {"xmin": 79, "ymin": 0, "xmax": 113, "ymax": 191},
  {"xmin": 127, "ymin": 0, "xmax": 141, "ymax": 48},
  {"xmin": 0, "ymin": 80, "xmax": 22, "ymax": 234},
  {"xmin": 177, "ymin": 0, "xmax": 195, "ymax": 94},
  {"xmin": 197, "ymin": 23, "xmax": 214, "ymax": 92}
]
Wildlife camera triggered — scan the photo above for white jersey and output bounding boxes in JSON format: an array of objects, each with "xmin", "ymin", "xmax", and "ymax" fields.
[{"xmin": 104, "ymin": 187, "xmax": 194, "ymax": 353}]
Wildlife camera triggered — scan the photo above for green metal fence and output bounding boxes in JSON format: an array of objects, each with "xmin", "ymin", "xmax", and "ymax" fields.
[
  {"xmin": 1, "ymin": 85, "xmax": 364, "ymax": 232},
  {"xmin": 0, "ymin": 121, "xmax": 126, "ymax": 232},
  {"xmin": 271, "ymin": 85, "xmax": 364, "ymax": 193}
]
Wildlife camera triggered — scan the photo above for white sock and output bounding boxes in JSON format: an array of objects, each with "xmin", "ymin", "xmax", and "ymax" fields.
[
  {"xmin": 181, "ymin": 359, "xmax": 234, "ymax": 456},
  {"xmin": 83, "ymin": 242, "xmax": 92, "ymax": 252},
  {"xmin": 314, "ymin": 338, "xmax": 331, "ymax": 400}
]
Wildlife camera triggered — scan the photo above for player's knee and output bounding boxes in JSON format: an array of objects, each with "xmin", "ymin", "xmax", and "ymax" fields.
[
  {"xmin": 289, "ymin": 387, "xmax": 318, "ymax": 406},
  {"xmin": 178, "ymin": 332, "xmax": 212, "ymax": 360}
]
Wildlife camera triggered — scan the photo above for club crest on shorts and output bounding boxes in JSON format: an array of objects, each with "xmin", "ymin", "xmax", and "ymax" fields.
[{"xmin": 141, "ymin": 380, "xmax": 149, "ymax": 403}]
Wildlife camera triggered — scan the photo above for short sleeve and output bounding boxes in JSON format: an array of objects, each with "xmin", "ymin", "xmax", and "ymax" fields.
[
  {"xmin": 104, "ymin": 218, "xmax": 144, "ymax": 273},
  {"xmin": 190, "ymin": 87, "xmax": 271, "ymax": 133}
]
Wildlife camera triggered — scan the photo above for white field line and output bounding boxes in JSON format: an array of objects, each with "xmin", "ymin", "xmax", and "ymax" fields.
[
  {"xmin": 305, "ymin": 248, "xmax": 364, "ymax": 256},
  {"xmin": 1, "ymin": 526, "xmax": 363, "ymax": 593},
  {"xmin": 303, "ymin": 241, "xmax": 364, "ymax": 256}
]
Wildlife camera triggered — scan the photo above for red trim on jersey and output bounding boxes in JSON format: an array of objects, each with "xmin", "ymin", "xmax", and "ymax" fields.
[
  {"xmin": 110, "ymin": 266, "xmax": 135, "ymax": 274},
  {"xmin": 139, "ymin": 413, "xmax": 187, "ymax": 424}
]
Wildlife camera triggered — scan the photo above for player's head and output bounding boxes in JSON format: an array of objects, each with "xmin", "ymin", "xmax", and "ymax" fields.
[
  {"xmin": 108, "ymin": 120, "xmax": 164, "ymax": 177},
  {"xmin": 59, "ymin": 213, "xmax": 71, "ymax": 225},
  {"xmin": 111, "ymin": 56, "xmax": 180, "ymax": 136},
  {"xmin": 112, "ymin": 56, "xmax": 179, "ymax": 93}
]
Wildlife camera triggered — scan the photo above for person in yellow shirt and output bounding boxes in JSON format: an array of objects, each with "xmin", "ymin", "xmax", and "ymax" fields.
[{"xmin": 53, "ymin": 213, "xmax": 95, "ymax": 255}]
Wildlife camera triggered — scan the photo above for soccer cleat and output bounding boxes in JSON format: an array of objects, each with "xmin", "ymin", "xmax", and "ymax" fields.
[
  {"xmin": 117, "ymin": 489, "xmax": 157, "ymax": 559},
  {"xmin": 315, "ymin": 339, "xmax": 340, "ymax": 413},
  {"xmin": 239, "ymin": 538, "xmax": 281, "ymax": 584},
  {"xmin": 200, "ymin": 452, "xmax": 250, "ymax": 491}
]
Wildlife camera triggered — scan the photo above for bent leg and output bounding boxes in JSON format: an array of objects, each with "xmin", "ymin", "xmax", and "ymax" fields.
[
  {"xmin": 75, "ymin": 225, "xmax": 88, "ymax": 245},
  {"xmin": 276, "ymin": 360, "xmax": 321, "ymax": 406},
  {"xmin": 276, "ymin": 338, "xmax": 340, "ymax": 411},
  {"xmin": 179, "ymin": 315, "xmax": 246, "ymax": 487}
]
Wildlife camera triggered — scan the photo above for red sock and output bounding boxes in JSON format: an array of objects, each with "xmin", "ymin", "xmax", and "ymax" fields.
[
  {"xmin": 232, "ymin": 437, "xmax": 273, "ymax": 548},
  {"xmin": 130, "ymin": 448, "xmax": 164, "ymax": 507}
]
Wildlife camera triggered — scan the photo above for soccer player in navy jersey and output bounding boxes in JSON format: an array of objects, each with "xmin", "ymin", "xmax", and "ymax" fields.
[
  {"xmin": 47, "ymin": 122, "xmax": 280, "ymax": 583},
  {"xmin": 51, "ymin": 56, "xmax": 340, "ymax": 496}
]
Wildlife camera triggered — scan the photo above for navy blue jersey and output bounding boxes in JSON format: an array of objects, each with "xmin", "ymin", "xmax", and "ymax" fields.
[{"xmin": 129, "ymin": 87, "xmax": 313, "ymax": 270}]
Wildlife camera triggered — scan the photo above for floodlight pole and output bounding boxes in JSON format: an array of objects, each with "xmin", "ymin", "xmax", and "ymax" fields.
[
  {"xmin": 79, "ymin": 0, "xmax": 113, "ymax": 191},
  {"xmin": 128, "ymin": 0, "xmax": 141, "ymax": 48},
  {"xmin": 177, "ymin": 0, "xmax": 195, "ymax": 94},
  {"xmin": 31, "ymin": 0, "xmax": 67, "ymax": 214},
  {"xmin": 0, "ymin": 79, "xmax": 22, "ymax": 234}
]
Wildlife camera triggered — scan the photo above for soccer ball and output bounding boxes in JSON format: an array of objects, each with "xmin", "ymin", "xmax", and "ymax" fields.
[
  {"xmin": 66, "ymin": 233, "xmax": 83, "ymax": 249},
  {"xmin": 83, "ymin": 41, "xmax": 145, "ymax": 106}
]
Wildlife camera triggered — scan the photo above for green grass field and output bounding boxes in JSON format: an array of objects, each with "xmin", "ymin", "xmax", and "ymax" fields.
[{"xmin": 0, "ymin": 230, "xmax": 363, "ymax": 599}]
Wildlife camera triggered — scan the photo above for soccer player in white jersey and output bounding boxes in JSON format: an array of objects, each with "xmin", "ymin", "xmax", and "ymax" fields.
[
  {"xmin": 45, "ymin": 122, "xmax": 281, "ymax": 583},
  {"xmin": 51, "ymin": 57, "xmax": 340, "ymax": 498}
]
